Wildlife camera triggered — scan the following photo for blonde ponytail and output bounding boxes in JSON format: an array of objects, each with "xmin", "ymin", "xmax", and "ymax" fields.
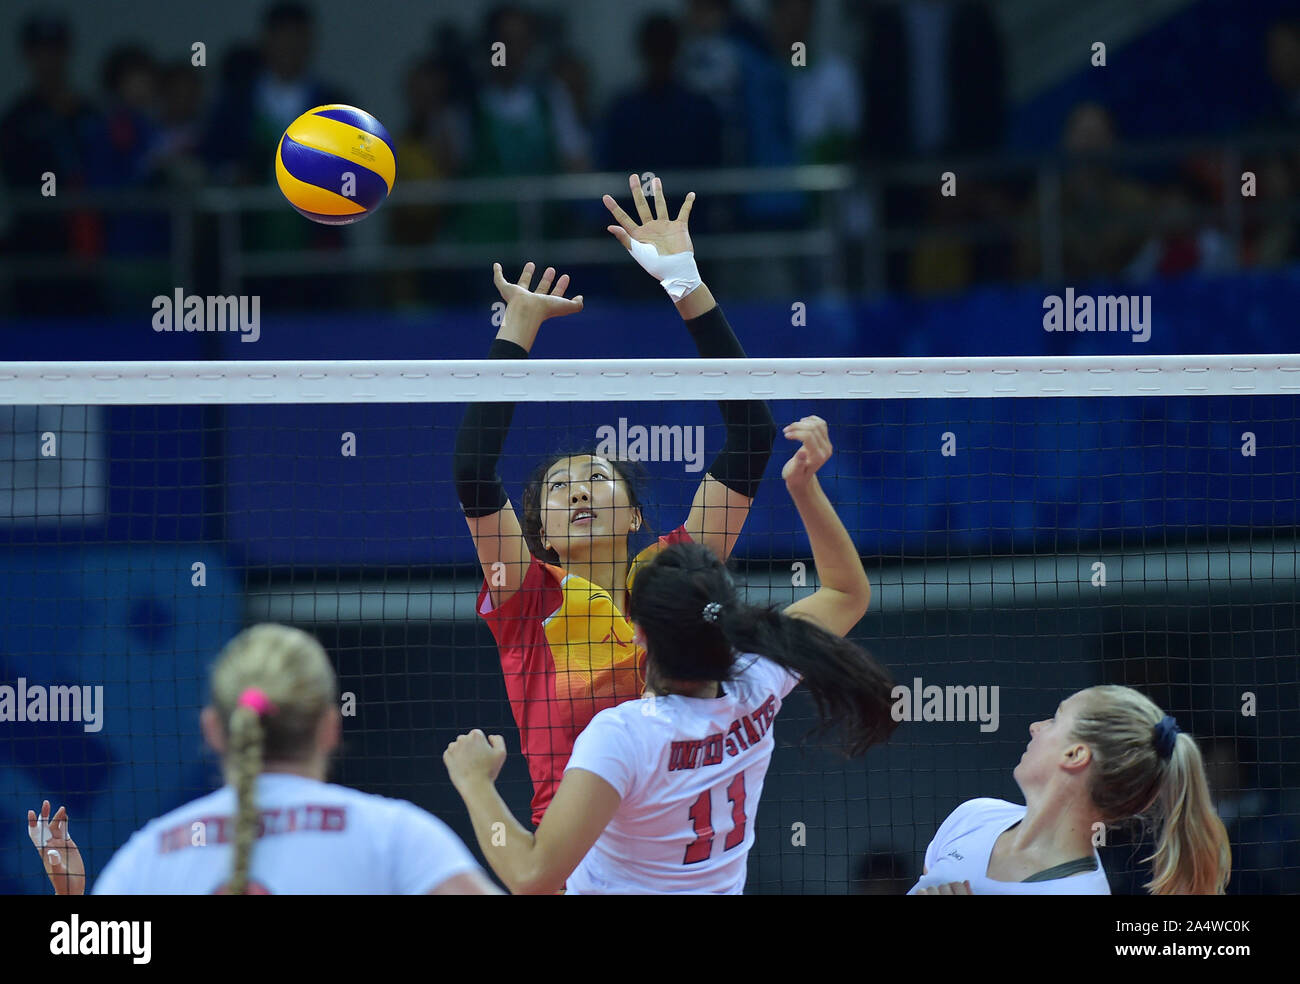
[
  {"xmin": 1148, "ymin": 732, "xmax": 1231, "ymax": 895},
  {"xmin": 1071, "ymin": 686, "xmax": 1231, "ymax": 895}
]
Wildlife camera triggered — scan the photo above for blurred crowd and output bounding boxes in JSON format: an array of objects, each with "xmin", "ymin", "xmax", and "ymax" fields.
[{"xmin": 2, "ymin": 1, "xmax": 1300, "ymax": 314}]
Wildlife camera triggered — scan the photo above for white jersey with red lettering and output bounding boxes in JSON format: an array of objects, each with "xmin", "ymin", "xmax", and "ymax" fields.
[
  {"xmin": 564, "ymin": 653, "xmax": 800, "ymax": 894},
  {"xmin": 92, "ymin": 773, "xmax": 483, "ymax": 894}
]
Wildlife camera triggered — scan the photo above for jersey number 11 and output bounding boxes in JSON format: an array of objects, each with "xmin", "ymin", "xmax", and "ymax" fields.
[{"xmin": 683, "ymin": 773, "xmax": 748, "ymax": 864}]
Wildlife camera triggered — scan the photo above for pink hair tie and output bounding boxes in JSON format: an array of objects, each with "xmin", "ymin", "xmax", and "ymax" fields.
[{"xmin": 237, "ymin": 687, "xmax": 277, "ymax": 717}]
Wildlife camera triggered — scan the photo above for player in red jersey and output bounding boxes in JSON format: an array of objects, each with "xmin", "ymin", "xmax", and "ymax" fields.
[
  {"xmin": 452, "ymin": 175, "xmax": 777, "ymax": 824},
  {"xmin": 444, "ymin": 418, "xmax": 897, "ymax": 894}
]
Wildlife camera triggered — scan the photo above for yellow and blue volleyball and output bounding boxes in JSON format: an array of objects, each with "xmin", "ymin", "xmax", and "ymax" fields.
[{"xmin": 275, "ymin": 104, "xmax": 395, "ymax": 225}]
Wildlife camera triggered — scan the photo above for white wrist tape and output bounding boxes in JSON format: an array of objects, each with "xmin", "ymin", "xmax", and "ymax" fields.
[{"xmin": 625, "ymin": 238, "xmax": 702, "ymax": 302}]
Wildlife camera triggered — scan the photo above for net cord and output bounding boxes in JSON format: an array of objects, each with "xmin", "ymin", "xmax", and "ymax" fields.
[{"xmin": 3, "ymin": 355, "xmax": 1300, "ymax": 404}]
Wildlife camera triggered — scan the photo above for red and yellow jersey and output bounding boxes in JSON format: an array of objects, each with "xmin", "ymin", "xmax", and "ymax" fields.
[{"xmin": 476, "ymin": 526, "xmax": 693, "ymax": 825}]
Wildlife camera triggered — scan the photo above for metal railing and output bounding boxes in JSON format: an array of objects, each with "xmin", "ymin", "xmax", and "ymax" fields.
[{"xmin": 1, "ymin": 132, "xmax": 1295, "ymax": 303}]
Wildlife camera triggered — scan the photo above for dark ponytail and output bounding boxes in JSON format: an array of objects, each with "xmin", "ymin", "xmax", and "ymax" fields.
[
  {"xmin": 717, "ymin": 603, "xmax": 898, "ymax": 756},
  {"xmin": 629, "ymin": 542, "xmax": 898, "ymax": 756}
]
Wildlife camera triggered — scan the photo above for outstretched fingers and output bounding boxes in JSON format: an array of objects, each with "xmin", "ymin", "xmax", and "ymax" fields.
[
  {"xmin": 629, "ymin": 172, "xmax": 653, "ymax": 223},
  {"xmin": 606, "ymin": 224, "xmax": 633, "ymax": 250},
  {"xmin": 27, "ymin": 800, "xmax": 50, "ymax": 845},
  {"xmin": 27, "ymin": 800, "xmax": 72, "ymax": 850},
  {"xmin": 676, "ymin": 190, "xmax": 697, "ymax": 225},
  {"xmin": 50, "ymin": 805, "xmax": 70, "ymax": 839},
  {"xmin": 603, "ymin": 193, "xmax": 638, "ymax": 235}
]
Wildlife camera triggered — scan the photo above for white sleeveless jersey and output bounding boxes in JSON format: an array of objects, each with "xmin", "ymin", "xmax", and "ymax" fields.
[
  {"xmin": 564, "ymin": 653, "xmax": 800, "ymax": 895},
  {"xmin": 909, "ymin": 798, "xmax": 1112, "ymax": 895},
  {"xmin": 92, "ymin": 773, "xmax": 483, "ymax": 894}
]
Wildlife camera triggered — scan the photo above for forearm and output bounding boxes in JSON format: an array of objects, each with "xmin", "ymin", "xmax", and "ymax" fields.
[
  {"xmin": 458, "ymin": 777, "xmax": 542, "ymax": 894},
  {"xmin": 674, "ymin": 282, "xmax": 716, "ymax": 320},
  {"xmin": 686, "ymin": 304, "xmax": 777, "ymax": 499},
  {"xmin": 495, "ymin": 304, "xmax": 546, "ymax": 352},
  {"xmin": 787, "ymin": 475, "xmax": 869, "ymax": 602}
]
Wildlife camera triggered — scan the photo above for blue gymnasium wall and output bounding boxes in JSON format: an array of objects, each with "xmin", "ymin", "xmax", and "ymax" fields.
[{"xmin": 0, "ymin": 546, "xmax": 242, "ymax": 892}]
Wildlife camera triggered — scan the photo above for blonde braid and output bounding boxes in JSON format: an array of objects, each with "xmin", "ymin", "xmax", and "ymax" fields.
[
  {"xmin": 226, "ymin": 704, "xmax": 263, "ymax": 895},
  {"xmin": 209, "ymin": 624, "xmax": 336, "ymax": 896}
]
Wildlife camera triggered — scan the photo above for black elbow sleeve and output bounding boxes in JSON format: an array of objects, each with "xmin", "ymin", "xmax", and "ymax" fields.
[
  {"xmin": 685, "ymin": 305, "xmax": 777, "ymax": 499},
  {"xmin": 707, "ymin": 400, "xmax": 777, "ymax": 500},
  {"xmin": 453, "ymin": 405, "xmax": 511, "ymax": 517},
  {"xmin": 452, "ymin": 338, "xmax": 527, "ymax": 518}
]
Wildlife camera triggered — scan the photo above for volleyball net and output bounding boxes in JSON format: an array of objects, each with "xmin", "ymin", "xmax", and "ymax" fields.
[{"xmin": 1, "ymin": 355, "xmax": 1298, "ymax": 894}]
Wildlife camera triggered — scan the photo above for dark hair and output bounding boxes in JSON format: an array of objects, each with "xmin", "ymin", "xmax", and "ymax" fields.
[
  {"xmin": 101, "ymin": 43, "xmax": 155, "ymax": 94},
  {"xmin": 628, "ymin": 541, "xmax": 897, "ymax": 756},
  {"xmin": 638, "ymin": 14, "xmax": 680, "ymax": 62},
  {"xmin": 521, "ymin": 449, "xmax": 652, "ymax": 565}
]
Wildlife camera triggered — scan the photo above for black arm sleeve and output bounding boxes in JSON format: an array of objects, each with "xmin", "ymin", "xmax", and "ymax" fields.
[
  {"xmin": 452, "ymin": 338, "xmax": 528, "ymax": 518},
  {"xmin": 686, "ymin": 305, "xmax": 777, "ymax": 500}
]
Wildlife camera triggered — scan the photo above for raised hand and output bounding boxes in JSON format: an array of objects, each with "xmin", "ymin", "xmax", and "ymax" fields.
[
  {"xmin": 492, "ymin": 261, "xmax": 584, "ymax": 351},
  {"xmin": 27, "ymin": 800, "xmax": 86, "ymax": 896},
  {"xmin": 443, "ymin": 729, "xmax": 509, "ymax": 793},
  {"xmin": 603, "ymin": 173, "xmax": 696, "ymax": 261},
  {"xmin": 493, "ymin": 262, "xmax": 583, "ymax": 322},
  {"xmin": 781, "ymin": 416, "xmax": 833, "ymax": 487}
]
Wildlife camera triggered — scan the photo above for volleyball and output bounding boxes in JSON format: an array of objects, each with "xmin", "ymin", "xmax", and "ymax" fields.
[{"xmin": 274, "ymin": 104, "xmax": 395, "ymax": 225}]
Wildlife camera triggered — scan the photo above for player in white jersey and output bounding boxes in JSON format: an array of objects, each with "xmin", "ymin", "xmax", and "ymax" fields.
[
  {"xmin": 444, "ymin": 416, "xmax": 899, "ymax": 893},
  {"xmin": 911, "ymin": 686, "xmax": 1230, "ymax": 895},
  {"xmin": 27, "ymin": 623, "xmax": 498, "ymax": 895}
]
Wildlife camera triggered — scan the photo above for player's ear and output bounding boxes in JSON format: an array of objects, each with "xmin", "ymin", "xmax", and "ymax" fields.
[
  {"xmin": 1062, "ymin": 740, "xmax": 1092, "ymax": 773},
  {"xmin": 200, "ymin": 706, "xmax": 226, "ymax": 756}
]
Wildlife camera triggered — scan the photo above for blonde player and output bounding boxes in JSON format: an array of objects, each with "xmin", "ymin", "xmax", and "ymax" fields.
[
  {"xmin": 444, "ymin": 416, "xmax": 899, "ymax": 894},
  {"xmin": 910, "ymin": 687, "xmax": 1231, "ymax": 895},
  {"xmin": 27, "ymin": 624, "xmax": 498, "ymax": 895}
]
